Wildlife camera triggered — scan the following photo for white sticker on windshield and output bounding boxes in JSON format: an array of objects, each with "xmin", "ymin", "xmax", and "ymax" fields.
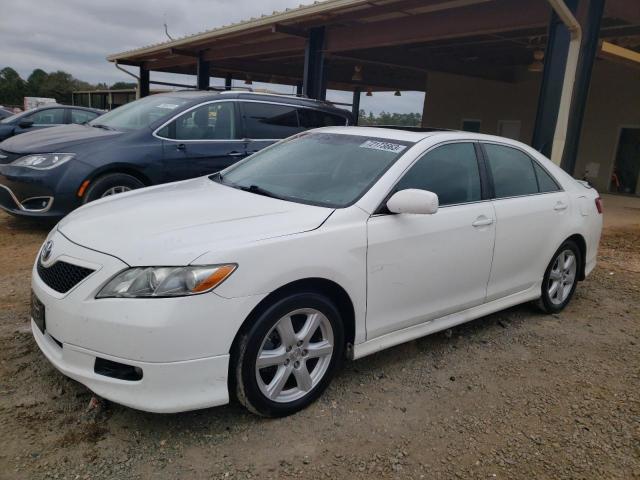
[
  {"xmin": 359, "ymin": 140, "xmax": 407, "ymax": 154},
  {"xmin": 156, "ymin": 103, "xmax": 180, "ymax": 110}
]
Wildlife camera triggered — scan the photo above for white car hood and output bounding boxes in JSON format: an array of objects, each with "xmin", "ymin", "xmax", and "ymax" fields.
[{"xmin": 58, "ymin": 177, "xmax": 334, "ymax": 266}]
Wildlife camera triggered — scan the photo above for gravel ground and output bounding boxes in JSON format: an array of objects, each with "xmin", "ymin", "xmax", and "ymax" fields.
[{"xmin": 0, "ymin": 200, "xmax": 638, "ymax": 480}]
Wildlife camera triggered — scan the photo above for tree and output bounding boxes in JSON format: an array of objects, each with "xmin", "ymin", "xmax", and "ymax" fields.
[
  {"xmin": 27, "ymin": 69, "xmax": 48, "ymax": 96},
  {"xmin": 110, "ymin": 81, "xmax": 137, "ymax": 90},
  {"xmin": 0, "ymin": 67, "xmax": 27, "ymax": 106}
]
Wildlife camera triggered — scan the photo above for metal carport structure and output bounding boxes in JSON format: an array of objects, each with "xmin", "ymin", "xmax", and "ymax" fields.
[{"xmin": 107, "ymin": 0, "xmax": 640, "ymax": 174}]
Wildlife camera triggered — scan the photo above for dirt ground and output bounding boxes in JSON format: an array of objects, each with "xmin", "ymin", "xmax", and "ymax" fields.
[{"xmin": 0, "ymin": 195, "xmax": 638, "ymax": 480}]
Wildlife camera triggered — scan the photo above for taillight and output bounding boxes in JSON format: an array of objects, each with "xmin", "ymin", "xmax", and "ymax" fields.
[{"xmin": 595, "ymin": 196, "xmax": 603, "ymax": 214}]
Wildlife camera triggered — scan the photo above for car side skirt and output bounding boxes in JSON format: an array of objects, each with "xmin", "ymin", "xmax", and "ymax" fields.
[{"xmin": 352, "ymin": 283, "xmax": 541, "ymax": 360}]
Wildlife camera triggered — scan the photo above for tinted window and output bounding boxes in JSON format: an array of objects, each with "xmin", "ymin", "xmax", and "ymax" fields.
[
  {"xmin": 71, "ymin": 109, "xmax": 99, "ymax": 124},
  {"xmin": 533, "ymin": 161, "xmax": 560, "ymax": 192},
  {"xmin": 298, "ymin": 109, "xmax": 347, "ymax": 128},
  {"xmin": 24, "ymin": 108, "xmax": 65, "ymax": 125},
  {"xmin": 242, "ymin": 102, "xmax": 303, "ymax": 139},
  {"xmin": 484, "ymin": 144, "xmax": 538, "ymax": 198},
  {"xmin": 395, "ymin": 143, "xmax": 481, "ymax": 206},
  {"xmin": 161, "ymin": 102, "xmax": 236, "ymax": 140}
]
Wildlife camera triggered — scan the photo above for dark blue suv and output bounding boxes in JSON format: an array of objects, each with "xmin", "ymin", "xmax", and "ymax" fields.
[{"xmin": 0, "ymin": 91, "xmax": 351, "ymax": 219}]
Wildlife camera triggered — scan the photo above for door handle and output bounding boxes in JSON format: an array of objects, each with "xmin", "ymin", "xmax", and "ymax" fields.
[
  {"xmin": 472, "ymin": 217, "xmax": 494, "ymax": 227},
  {"xmin": 176, "ymin": 143, "xmax": 186, "ymax": 151},
  {"xmin": 554, "ymin": 202, "xmax": 568, "ymax": 211},
  {"xmin": 228, "ymin": 151, "xmax": 245, "ymax": 157}
]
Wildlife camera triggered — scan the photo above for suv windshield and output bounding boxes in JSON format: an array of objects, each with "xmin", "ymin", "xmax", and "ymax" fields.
[
  {"xmin": 88, "ymin": 95, "xmax": 190, "ymax": 131},
  {"xmin": 217, "ymin": 132, "xmax": 413, "ymax": 208}
]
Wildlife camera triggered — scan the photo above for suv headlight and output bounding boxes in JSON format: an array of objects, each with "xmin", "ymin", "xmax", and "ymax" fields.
[
  {"xmin": 11, "ymin": 153, "xmax": 75, "ymax": 170},
  {"xmin": 96, "ymin": 264, "xmax": 237, "ymax": 298}
]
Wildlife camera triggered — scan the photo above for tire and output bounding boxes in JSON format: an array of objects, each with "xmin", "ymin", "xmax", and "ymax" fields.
[
  {"xmin": 83, "ymin": 173, "xmax": 145, "ymax": 203},
  {"xmin": 537, "ymin": 240, "xmax": 581, "ymax": 314},
  {"xmin": 234, "ymin": 292, "xmax": 345, "ymax": 417}
]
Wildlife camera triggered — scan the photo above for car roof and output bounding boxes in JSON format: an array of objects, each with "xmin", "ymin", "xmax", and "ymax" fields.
[
  {"xmin": 312, "ymin": 126, "xmax": 538, "ymax": 150},
  {"xmin": 155, "ymin": 90, "xmax": 351, "ymax": 115}
]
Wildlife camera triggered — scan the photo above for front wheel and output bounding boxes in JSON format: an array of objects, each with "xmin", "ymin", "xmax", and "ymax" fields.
[
  {"xmin": 234, "ymin": 292, "xmax": 344, "ymax": 417},
  {"xmin": 537, "ymin": 240, "xmax": 581, "ymax": 313},
  {"xmin": 82, "ymin": 173, "xmax": 145, "ymax": 203}
]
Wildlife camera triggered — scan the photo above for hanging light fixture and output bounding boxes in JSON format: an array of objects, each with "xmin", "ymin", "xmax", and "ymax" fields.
[
  {"xmin": 244, "ymin": 75, "xmax": 253, "ymax": 85},
  {"xmin": 366, "ymin": 87, "xmax": 373, "ymax": 96},
  {"xmin": 352, "ymin": 65, "xmax": 363, "ymax": 82},
  {"xmin": 394, "ymin": 90, "xmax": 401, "ymax": 96},
  {"xmin": 528, "ymin": 50, "xmax": 545, "ymax": 73}
]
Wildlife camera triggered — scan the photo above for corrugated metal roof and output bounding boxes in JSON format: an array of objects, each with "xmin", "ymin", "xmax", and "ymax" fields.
[{"xmin": 107, "ymin": 0, "xmax": 370, "ymax": 61}]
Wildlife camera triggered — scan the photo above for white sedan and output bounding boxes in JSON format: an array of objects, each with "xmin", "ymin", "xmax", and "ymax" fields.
[{"xmin": 30, "ymin": 127, "xmax": 603, "ymax": 417}]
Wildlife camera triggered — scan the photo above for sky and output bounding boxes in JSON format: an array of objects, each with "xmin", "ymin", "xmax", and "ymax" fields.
[{"xmin": 0, "ymin": 0, "xmax": 424, "ymax": 114}]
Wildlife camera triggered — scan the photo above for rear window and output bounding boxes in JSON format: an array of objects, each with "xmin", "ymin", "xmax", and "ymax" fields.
[
  {"xmin": 298, "ymin": 109, "xmax": 347, "ymax": 128},
  {"xmin": 241, "ymin": 102, "xmax": 303, "ymax": 139}
]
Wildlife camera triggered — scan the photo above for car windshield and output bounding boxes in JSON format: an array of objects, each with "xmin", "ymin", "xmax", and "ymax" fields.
[
  {"xmin": 217, "ymin": 132, "xmax": 414, "ymax": 208},
  {"xmin": 88, "ymin": 95, "xmax": 190, "ymax": 131}
]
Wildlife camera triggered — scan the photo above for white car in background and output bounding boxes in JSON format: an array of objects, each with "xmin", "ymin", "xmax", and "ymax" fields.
[{"xmin": 30, "ymin": 127, "xmax": 603, "ymax": 417}]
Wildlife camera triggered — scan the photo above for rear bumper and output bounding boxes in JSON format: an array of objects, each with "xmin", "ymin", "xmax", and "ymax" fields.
[{"xmin": 32, "ymin": 320, "xmax": 231, "ymax": 413}]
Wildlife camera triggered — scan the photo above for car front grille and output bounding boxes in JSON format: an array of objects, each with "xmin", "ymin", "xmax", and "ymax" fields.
[
  {"xmin": 0, "ymin": 149, "xmax": 21, "ymax": 165},
  {"xmin": 37, "ymin": 260, "xmax": 95, "ymax": 294}
]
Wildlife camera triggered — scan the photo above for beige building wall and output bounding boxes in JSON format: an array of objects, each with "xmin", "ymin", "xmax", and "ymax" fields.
[
  {"xmin": 423, "ymin": 60, "xmax": 640, "ymax": 194},
  {"xmin": 574, "ymin": 60, "xmax": 640, "ymax": 193}
]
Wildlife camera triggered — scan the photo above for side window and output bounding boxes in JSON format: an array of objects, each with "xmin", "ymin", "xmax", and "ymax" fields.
[
  {"xmin": 533, "ymin": 161, "xmax": 560, "ymax": 192},
  {"xmin": 484, "ymin": 144, "xmax": 538, "ymax": 198},
  {"xmin": 395, "ymin": 143, "xmax": 481, "ymax": 206},
  {"xmin": 160, "ymin": 102, "xmax": 236, "ymax": 140},
  {"xmin": 242, "ymin": 102, "xmax": 303, "ymax": 139},
  {"xmin": 71, "ymin": 110, "xmax": 99, "ymax": 124},
  {"xmin": 298, "ymin": 109, "xmax": 347, "ymax": 128},
  {"xmin": 24, "ymin": 108, "xmax": 65, "ymax": 125}
]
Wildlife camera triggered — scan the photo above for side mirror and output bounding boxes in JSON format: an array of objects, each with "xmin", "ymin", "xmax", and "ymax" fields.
[
  {"xmin": 387, "ymin": 189, "xmax": 439, "ymax": 215},
  {"xmin": 18, "ymin": 120, "xmax": 34, "ymax": 128}
]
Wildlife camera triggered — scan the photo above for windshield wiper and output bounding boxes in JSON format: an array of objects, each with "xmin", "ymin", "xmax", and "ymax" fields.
[
  {"xmin": 91, "ymin": 123, "xmax": 115, "ymax": 131},
  {"xmin": 238, "ymin": 184, "xmax": 284, "ymax": 200}
]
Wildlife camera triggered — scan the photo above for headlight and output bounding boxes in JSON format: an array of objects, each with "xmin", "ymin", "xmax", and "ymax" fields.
[
  {"xmin": 96, "ymin": 264, "xmax": 237, "ymax": 298},
  {"xmin": 11, "ymin": 153, "xmax": 75, "ymax": 170}
]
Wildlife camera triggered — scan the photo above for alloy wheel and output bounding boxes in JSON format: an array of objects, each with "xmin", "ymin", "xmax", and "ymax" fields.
[
  {"xmin": 547, "ymin": 249, "xmax": 577, "ymax": 306},
  {"xmin": 101, "ymin": 186, "xmax": 132, "ymax": 197},
  {"xmin": 255, "ymin": 308, "xmax": 334, "ymax": 403}
]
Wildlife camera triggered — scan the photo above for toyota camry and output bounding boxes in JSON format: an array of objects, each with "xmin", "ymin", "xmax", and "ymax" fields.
[{"xmin": 30, "ymin": 127, "xmax": 603, "ymax": 417}]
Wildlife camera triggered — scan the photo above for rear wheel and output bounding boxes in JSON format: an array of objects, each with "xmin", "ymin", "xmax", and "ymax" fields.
[
  {"xmin": 83, "ymin": 173, "xmax": 145, "ymax": 203},
  {"xmin": 537, "ymin": 240, "xmax": 581, "ymax": 313},
  {"xmin": 234, "ymin": 292, "xmax": 344, "ymax": 417}
]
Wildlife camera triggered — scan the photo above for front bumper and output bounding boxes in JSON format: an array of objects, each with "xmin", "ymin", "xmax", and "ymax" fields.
[
  {"xmin": 32, "ymin": 321, "xmax": 231, "ymax": 413},
  {"xmin": 0, "ymin": 163, "xmax": 82, "ymax": 218},
  {"xmin": 31, "ymin": 229, "xmax": 266, "ymax": 412}
]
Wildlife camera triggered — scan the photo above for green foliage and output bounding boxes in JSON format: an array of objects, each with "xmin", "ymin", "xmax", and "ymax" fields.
[
  {"xmin": 0, "ymin": 66, "xmax": 109, "ymax": 106},
  {"xmin": 0, "ymin": 67, "xmax": 27, "ymax": 105},
  {"xmin": 110, "ymin": 81, "xmax": 137, "ymax": 90},
  {"xmin": 357, "ymin": 109, "xmax": 422, "ymax": 127}
]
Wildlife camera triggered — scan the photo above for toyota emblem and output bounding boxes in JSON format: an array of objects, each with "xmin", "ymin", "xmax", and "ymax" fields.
[{"xmin": 41, "ymin": 240, "xmax": 54, "ymax": 263}]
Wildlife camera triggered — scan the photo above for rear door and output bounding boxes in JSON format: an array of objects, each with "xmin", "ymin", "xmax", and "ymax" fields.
[
  {"xmin": 158, "ymin": 101, "xmax": 245, "ymax": 181},
  {"xmin": 240, "ymin": 101, "xmax": 305, "ymax": 156},
  {"xmin": 481, "ymin": 142, "xmax": 569, "ymax": 301}
]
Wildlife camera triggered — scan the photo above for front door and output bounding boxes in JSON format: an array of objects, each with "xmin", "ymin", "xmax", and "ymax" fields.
[
  {"xmin": 160, "ymin": 101, "xmax": 245, "ymax": 181},
  {"xmin": 366, "ymin": 142, "xmax": 495, "ymax": 339}
]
